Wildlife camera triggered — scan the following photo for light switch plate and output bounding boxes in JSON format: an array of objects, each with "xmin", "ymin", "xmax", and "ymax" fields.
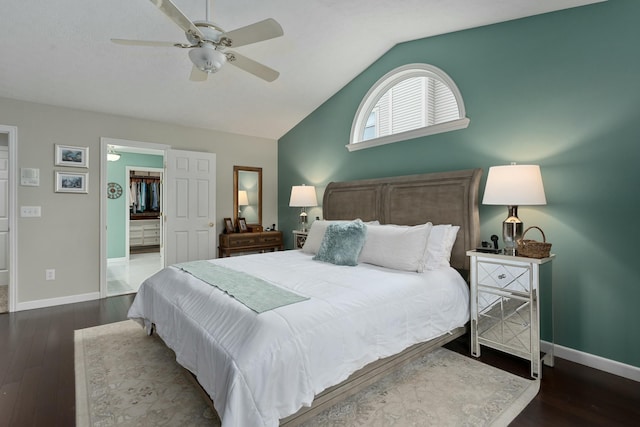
[{"xmin": 20, "ymin": 206, "xmax": 41, "ymax": 217}]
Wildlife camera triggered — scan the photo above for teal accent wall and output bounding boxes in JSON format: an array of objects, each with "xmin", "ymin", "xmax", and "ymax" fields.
[
  {"xmin": 278, "ymin": 1, "xmax": 640, "ymax": 368},
  {"xmin": 107, "ymin": 152, "xmax": 163, "ymax": 258}
]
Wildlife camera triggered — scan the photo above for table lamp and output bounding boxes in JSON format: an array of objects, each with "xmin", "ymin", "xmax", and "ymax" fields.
[
  {"xmin": 289, "ymin": 185, "xmax": 317, "ymax": 232},
  {"xmin": 482, "ymin": 163, "xmax": 546, "ymax": 255}
]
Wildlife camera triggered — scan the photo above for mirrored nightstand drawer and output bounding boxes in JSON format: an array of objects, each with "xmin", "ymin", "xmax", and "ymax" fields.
[{"xmin": 477, "ymin": 261, "xmax": 531, "ymax": 294}]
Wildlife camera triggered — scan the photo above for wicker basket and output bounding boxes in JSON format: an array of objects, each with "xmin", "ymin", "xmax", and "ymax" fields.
[{"xmin": 517, "ymin": 226, "xmax": 552, "ymax": 258}]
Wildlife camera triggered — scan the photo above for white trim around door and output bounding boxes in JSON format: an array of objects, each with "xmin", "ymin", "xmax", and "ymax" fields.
[
  {"xmin": 0, "ymin": 125, "xmax": 17, "ymax": 312},
  {"xmin": 100, "ymin": 137, "xmax": 169, "ymax": 299}
]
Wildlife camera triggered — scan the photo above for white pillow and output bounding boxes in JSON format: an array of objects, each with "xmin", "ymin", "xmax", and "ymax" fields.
[
  {"xmin": 302, "ymin": 219, "xmax": 379, "ymax": 254},
  {"xmin": 423, "ymin": 224, "xmax": 460, "ymax": 270},
  {"xmin": 441, "ymin": 225, "xmax": 461, "ymax": 267},
  {"xmin": 302, "ymin": 220, "xmax": 334, "ymax": 254},
  {"xmin": 359, "ymin": 223, "xmax": 432, "ymax": 272}
]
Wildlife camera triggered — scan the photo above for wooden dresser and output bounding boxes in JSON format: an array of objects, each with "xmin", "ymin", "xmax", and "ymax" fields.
[{"xmin": 218, "ymin": 231, "xmax": 284, "ymax": 257}]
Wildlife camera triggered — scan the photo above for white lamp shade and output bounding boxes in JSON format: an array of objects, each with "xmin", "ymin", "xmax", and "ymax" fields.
[
  {"xmin": 289, "ymin": 185, "xmax": 318, "ymax": 207},
  {"xmin": 238, "ymin": 190, "xmax": 249, "ymax": 206},
  {"xmin": 483, "ymin": 164, "xmax": 547, "ymax": 205}
]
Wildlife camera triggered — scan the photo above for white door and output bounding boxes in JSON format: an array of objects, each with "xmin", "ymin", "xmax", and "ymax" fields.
[
  {"xmin": 165, "ymin": 149, "xmax": 216, "ymax": 265},
  {"xmin": 0, "ymin": 146, "xmax": 8, "ymax": 286}
]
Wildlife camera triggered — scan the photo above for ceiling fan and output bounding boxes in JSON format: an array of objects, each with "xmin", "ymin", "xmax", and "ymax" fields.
[{"xmin": 112, "ymin": 0, "xmax": 284, "ymax": 82}]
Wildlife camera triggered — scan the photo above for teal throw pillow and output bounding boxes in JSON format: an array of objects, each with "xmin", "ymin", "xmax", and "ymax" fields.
[{"xmin": 313, "ymin": 220, "xmax": 367, "ymax": 266}]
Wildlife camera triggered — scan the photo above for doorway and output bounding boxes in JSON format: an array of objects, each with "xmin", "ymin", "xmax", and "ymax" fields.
[
  {"xmin": 0, "ymin": 141, "xmax": 8, "ymax": 312},
  {"xmin": 0, "ymin": 125, "xmax": 17, "ymax": 313},
  {"xmin": 100, "ymin": 138, "xmax": 168, "ymax": 298},
  {"xmin": 107, "ymin": 166, "xmax": 164, "ymax": 296}
]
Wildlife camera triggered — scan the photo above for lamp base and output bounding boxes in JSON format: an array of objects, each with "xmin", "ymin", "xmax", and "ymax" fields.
[
  {"xmin": 299, "ymin": 209, "xmax": 309, "ymax": 232},
  {"xmin": 503, "ymin": 205, "xmax": 523, "ymax": 256}
]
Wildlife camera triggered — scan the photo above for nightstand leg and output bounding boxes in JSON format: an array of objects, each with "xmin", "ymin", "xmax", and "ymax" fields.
[
  {"xmin": 469, "ymin": 261, "xmax": 480, "ymax": 358},
  {"xmin": 532, "ymin": 355, "xmax": 540, "ymax": 379},
  {"xmin": 543, "ymin": 346, "xmax": 555, "ymax": 367},
  {"xmin": 471, "ymin": 319, "xmax": 480, "ymax": 357}
]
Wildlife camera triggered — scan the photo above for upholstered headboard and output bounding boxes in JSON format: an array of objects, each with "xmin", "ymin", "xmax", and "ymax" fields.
[{"xmin": 322, "ymin": 168, "xmax": 482, "ymax": 274}]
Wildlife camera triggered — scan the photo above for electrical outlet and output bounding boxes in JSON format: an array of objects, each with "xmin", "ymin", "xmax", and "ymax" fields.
[{"xmin": 45, "ymin": 269, "xmax": 55, "ymax": 281}]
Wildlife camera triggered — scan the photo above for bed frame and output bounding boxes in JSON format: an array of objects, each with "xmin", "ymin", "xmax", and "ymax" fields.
[{"xmin": 280, "ymin": 168, "xmax": 482, "ymax": 426}]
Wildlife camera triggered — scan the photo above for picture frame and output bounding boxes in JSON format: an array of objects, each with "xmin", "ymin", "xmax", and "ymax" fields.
[
  {"xmin": 55, "ymin": 171, "xmax": 88, "ymax": 193},
  {"xmin": 224, "ymin": 217, "xmax": 235, "ymax": 234},
  {"xmin": 237, "ymin": 217, "xmax": 248, "ymax": 233},
  {"xmin": 55, "ymin": 144, "xmax": 88, "ymax": 168}
]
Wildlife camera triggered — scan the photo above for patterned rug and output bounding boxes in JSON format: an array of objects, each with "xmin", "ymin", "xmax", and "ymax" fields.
[{"xmin": 75, "ymin": 320, "xmax": 539, "ymax": 426}]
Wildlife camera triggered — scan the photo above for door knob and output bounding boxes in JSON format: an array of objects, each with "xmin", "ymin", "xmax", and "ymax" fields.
[{"xmin": 209, "ymin": 222, "xmax": 214, "ymax": 227}]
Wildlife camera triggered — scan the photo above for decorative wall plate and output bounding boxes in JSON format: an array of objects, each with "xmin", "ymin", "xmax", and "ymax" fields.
[{"xmin": 107, "ymin": 182, "xmax": 123, "ymax": 199}]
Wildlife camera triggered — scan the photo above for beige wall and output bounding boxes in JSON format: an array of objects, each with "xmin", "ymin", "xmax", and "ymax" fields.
[{"xmin": 0, "ymin": 97, "xmax": 277, "ymax": 306}]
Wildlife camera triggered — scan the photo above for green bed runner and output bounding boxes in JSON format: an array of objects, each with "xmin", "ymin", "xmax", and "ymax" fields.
[{"xmin": 174, "ymin": 261, "xmax": 309, "ymax": 313}]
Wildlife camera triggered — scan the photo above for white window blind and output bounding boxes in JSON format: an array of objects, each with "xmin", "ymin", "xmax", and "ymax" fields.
[
  {"xmin": 434, "ymin": 80, "xmax": 458, "ymax": 124},
  {"xmin": 360, "ymin": 73, "xmax": 461, "ymax": 143}
]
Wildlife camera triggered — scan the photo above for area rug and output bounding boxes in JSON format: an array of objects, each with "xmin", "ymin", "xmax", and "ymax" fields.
[{"xmin": 75, "ymin": 320, "xmax": 539, "ymax": 426}]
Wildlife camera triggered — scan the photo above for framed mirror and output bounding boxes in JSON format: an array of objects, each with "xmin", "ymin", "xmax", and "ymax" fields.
[{"xmin": 233, "ymin": 165, "xmax": 262, "ymax": 230}]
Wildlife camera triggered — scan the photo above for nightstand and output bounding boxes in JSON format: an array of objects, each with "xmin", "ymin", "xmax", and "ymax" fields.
[
  {"xmin": 467, "ymin": 250, "xmax": 555, "ymax": 379},
  {"xmin": 292, "ymin": 230, "xmax": 308, "ymax": 249}
]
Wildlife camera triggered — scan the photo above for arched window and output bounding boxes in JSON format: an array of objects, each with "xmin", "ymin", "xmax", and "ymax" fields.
[{"xmin": 348, "ymin": 64, "xmax": 470, "ymax": 151}]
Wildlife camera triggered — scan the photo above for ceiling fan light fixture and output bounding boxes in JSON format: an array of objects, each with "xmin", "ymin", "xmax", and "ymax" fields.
[
  {"xmin": 189, "ymin": 45, "xmax": 227, "ymax": 73},
  {"xmin": 107, "ymin": 146, "xmax": 120, "ymax": 162}
]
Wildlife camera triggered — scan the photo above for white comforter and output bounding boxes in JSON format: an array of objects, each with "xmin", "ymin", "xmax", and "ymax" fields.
[{"xmin": 128, "ymin": 250, "xmax": 469, "ymax": 427}]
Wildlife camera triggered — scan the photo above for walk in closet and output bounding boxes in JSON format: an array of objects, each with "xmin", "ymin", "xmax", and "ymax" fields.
[{"xmin": 129, "ymin": 170, "xmax": 161, "ymax": 253}]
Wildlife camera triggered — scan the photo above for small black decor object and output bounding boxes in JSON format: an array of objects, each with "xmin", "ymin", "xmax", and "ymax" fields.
[
  {"xmin": 491, "ymin": 234, "xmax": 499, "ymax": 250},
  {"xmin": 475, "ymin": 235, "xmax": 501, "ymax": 254}
]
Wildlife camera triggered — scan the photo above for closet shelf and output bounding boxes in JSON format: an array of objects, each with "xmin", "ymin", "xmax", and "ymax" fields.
[{"xmin": 131, "ymin": 213, "xmax": 160, "ymax": 220}]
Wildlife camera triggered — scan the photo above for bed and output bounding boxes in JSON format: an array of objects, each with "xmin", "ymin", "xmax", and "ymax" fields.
[{"xmin": 128, "ymin": 168, "xmax": 482, "ymax": 427}]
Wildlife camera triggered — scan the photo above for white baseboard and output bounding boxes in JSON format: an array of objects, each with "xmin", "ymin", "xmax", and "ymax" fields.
[
  {"xmin": 16, "ymin": 292, "xmax": 100, "ymax": 312},
  {"xmin": 542, "ymin": 340, "xmax": 640, "ymax": 382}
]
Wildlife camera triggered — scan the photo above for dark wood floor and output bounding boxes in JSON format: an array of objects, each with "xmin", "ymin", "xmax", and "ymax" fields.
[
  {"xmin": 0, "ymin": 294, "xmax": 638, "ymax": 426},
  {"xmin": 0, "ymin": 294, "xmax": 136, "ymax": 427},
  {"xmin": 444, "ymin": 338, "xmax": 640, "ymax": 426}
]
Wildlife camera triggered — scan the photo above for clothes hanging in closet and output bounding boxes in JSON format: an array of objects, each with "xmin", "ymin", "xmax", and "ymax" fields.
[{"xmin": 130, "ymin": 178, "xmax": 160, "ymax": 214}]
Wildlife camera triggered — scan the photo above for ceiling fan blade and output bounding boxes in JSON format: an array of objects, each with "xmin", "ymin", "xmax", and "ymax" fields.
[
  {"xmin": 189, "ymin": 65, "xmax": 209, "ymax": 82},
  {"xmin": 149, "ymin": 0, "xmax": 205, "ymax": 40},
  {"xmin": 227, "ymin": 51, "xmax": 279, "ymax": 82},
  {"xmin": 111, "ymin": 38, "xmax": 181, "ymax": 48},
  {"xmin": 223, "ymin": 18, "xmax": 283, "ymax": 48}
]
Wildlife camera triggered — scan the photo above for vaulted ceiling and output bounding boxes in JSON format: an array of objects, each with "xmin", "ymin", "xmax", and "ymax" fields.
[{"xmin": 0, "ymin": 0, "xmax": 602, "ymax": 139}]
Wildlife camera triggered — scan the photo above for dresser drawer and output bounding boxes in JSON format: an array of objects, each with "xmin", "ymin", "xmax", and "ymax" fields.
[
  {"xmin": 144, "ymin": 236, "xmax": 160, "ymax": 245},
  {"xmin": 227, "ymin": 235, "xmax": 259, "ymax": 247},
  {"xmin": 260, "ymin": 234, "xmax": 282, "ymax": 244},
  {"xmin": 143, "ymin": 228, "xmax": 160, "ymax": 237},
  {"xmin": 477, "ymin": 291, "xmax": 532, "ymax": 355},
  {"xmin": 477, "ymin": 261, "xmax": 531, "ymax": 294}
]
